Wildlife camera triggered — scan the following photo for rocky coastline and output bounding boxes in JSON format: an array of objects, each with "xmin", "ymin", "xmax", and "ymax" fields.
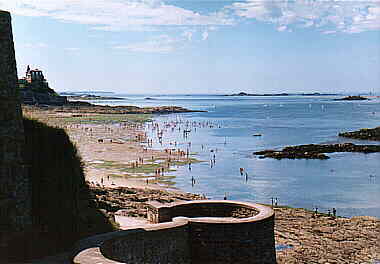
[
  {"xmin": 89, "ymin": 185, "xmax": 203, "ymax": 219},
  {"xmin": 89, "ymin": 186, "xmax": 380, "ymax": 264},
  {"xmin": 23, "ymin": 102, "xmax": 205, "ymax": 115},
  {"xmin": 339, "ymin": 127, "xmax": 380, "ymax": 141},
  {"xmin": 254, "ymin": 143, "xmax": 380, "ymax": 160}
]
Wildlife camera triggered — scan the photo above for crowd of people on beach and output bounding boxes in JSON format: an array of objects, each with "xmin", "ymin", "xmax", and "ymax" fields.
[{"xmin": 25, "ymin": 110, "xmax": 350, "ymax": 217}]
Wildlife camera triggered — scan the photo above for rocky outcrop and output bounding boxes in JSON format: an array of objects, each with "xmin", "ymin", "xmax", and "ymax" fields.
[
  {"xmin": 21, "ymin": 90, "xmax": 68, "ymax": 106},
  {"xmin": 90, "ymin": 186, "xmax": 203, "ymax": 218},
  {"xmin": 254, "ymin": 143, "xmax": 380, "ymax": 159},
  {"xmin": 228, "ymin": 91, "xmax": 289, "ymax": 96},
  {"xmin": 24, "ymin": 103, "xmax": 205, "ymax": 114},
  {"xmin": 339, "ymin": 127, "xmax": 380, "ymax": 141},
  {"xmin": 334, "ymin": 95, "xmax": 369, "ymax": 101},
  {"xmin": 274, "ymin": 207, "xmax": 379, "ymax": 264}
]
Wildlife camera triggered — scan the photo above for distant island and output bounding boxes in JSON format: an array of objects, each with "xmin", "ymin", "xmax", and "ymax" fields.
[
  {"xmin": 60, "ymin": 91, "xmax": 115, "ymax": 95},
  {"xmin": 333, "ymin": 96, "xmax": 369, "ymax": 101},
  {"xmin": 227, "ymin": 92, "xmax": 339, "ymax": 96},
  {"xmin": 67, "ymin": 94, "xmax": 124, "ymax": 100}
]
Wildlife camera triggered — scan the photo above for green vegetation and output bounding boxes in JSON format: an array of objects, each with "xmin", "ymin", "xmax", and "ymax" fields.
[
  {"xmin": 94, "ymin": 160, "xmax": 175, "ymax": 174},
  {"xmin": 94, "ymin": 157, "xmax": 203, "ymax": 175},
  {"xmin": 57, "ymin": 113, "xmax": 152, "ymax": 124},
  {"xmin": 107, "ymin": 173, "xmax": 177, "ymax": 187}
]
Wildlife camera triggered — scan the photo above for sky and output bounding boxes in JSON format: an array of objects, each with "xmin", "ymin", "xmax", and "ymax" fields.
[{"xmin": 1, "ymin": 0, "xmax": 380, "ymax": 94}]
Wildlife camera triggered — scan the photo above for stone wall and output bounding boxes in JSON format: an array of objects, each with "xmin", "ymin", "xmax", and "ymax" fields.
[
  {"xmin": 0, "ymin": 10, "xmax": 31, "ymax": 235},
  {"xmin": 72, "ymin": 201, "xmax": 276, "ymax": 264},
  {"xmin": 0, "ymin": 10, "xmax": 32, "ymax": 261},
  {"xmin": 189, "ymin": 216, "xmax": 276, "ymax": 264},
  {"xmin": 101, "ymin": 222, "xmax": 190, "ymax": 263},
  {"xmin": 150, "ymin": 201, "xmax": 276, "ymax": 264},
  {"xmin": 147, "ymin": 201, "xmax": 259, "ymax": 223}
]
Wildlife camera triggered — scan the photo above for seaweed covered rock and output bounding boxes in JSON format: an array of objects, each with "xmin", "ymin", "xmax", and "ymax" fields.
[
  {"xmin": 339, "ymin": 127, "xmax": 380, "ymax": 141},
  {"xmin": 333, "ymin": 96, "xmax": 369, "ymax": 101},
  {"xmin": 254, "ymin": 143, "xmax": 380, "ymax": 160}
]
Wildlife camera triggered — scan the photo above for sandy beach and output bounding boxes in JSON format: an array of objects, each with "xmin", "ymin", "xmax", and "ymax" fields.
[
  {"xmin": 23, "ymin": 106, "xmax": 199, "ymax": 191},
  {"xmin": 23, "ymin": 105, "xmax": 380, "ymax": 264}
]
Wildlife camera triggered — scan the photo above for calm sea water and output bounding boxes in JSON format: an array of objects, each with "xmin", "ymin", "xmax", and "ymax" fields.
[{"xmin": 87, "ymin": 94, "xmax": 380, "ymax": 218}]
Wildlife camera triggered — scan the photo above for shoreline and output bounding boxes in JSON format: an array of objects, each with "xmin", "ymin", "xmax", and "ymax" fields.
[
  {"xmin": 23, "ymin": 101, "xmax": 206, "ymax": 114},
  {"xmin": 23, "ymin": 105, "xmax": 380, "ymax": 264},
  {"xmin": 22, "ymin": 105, "xmax": 203, "ymax": 193},
  {"xmin": 23, "ymin": 104, "xmax": 380, "ymax": 215}
]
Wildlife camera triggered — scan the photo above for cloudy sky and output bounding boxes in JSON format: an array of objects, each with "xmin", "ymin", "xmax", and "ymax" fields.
[{"xmin": 1, "ymin": 0, "xmax": 380, "ymax": 94}]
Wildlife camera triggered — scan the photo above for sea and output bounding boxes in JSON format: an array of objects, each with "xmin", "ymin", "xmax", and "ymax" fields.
[{"xmin": 77, "ymin": 94, "xmax": 380, "ymax": 218}]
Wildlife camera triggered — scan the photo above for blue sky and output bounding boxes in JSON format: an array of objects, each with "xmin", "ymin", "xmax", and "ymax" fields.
[{"xmin": 1, "ymin": 0, "xmax": 379, "ymax": 94}]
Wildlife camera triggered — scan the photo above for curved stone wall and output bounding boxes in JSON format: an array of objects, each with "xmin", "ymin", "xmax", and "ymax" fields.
[
  {"xmin": 153, "ymin": 201, "xmax": 276, "ymax": 264},
  {"xmin": 72, "ymin": 200, "xmax": 276, "ymax": 264},
  {"xmin": 101, "ymin": 220, "xmax": 190, "ymax": 264}
]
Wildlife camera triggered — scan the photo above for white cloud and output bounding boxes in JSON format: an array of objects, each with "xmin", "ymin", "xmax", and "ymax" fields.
[
  {"xmin": 1, "ymin": 0, "xmax": 379, "ymax": 35},
  {"xmin": 21, "ymin": 42, "xmax": 48, "ymax": 48},
  {"xmin": 182, "ymin": 29, "xmax": 195, "ymax": 41},
  {"xmin": 113, "ymin": 34, "xmax": 186, "ymax": 53},
  {"xmin": 64, "ymin": 47, "xmax": 80, "ymax": 52},
  {"xmin": 0, "ymin": 0, "xmax": 233, "ymax": 31},
  {"xmin": 228, "ymin": 0, "xmax": 380, "ymax": 33},
  {"xmin": 277, "ymin": 25, "xmax": 287, "ymax": 32},
  {"xmin": 202, "ymin": 31, "xmax": 209, "ymax": 40},
  {"xmin": 323, "ymin": 30, "xmax": 337, "ymax": 35}
]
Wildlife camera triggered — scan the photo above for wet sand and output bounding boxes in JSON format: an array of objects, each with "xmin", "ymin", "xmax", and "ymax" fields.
[
  {"xmin": 23, "ymin": 106, "xmax": 380, "ymax": 264},
  {"xmin": 23, "ymin": 106, "xmax": 198, "ymax": 191}
]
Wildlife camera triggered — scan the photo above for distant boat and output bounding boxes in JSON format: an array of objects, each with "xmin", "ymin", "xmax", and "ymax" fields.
[
  {"xmin": 253, "ymin": 134, "xmax": 262, "ymax": 137},
  {"xmin": 145, "ymin": 97, "xmax": 155, "ymax": 100}
]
